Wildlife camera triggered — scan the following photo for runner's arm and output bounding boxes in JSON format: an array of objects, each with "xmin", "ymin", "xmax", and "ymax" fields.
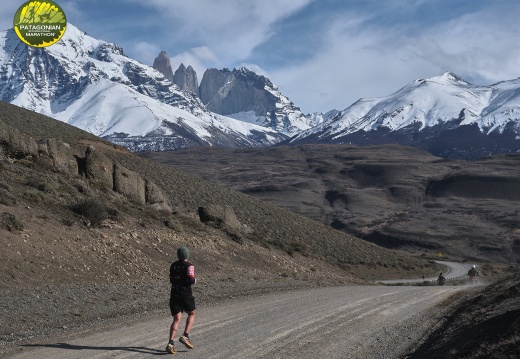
[{"xmin": 187, "ymin": 265, "xmax": 197, "ymax": 284}]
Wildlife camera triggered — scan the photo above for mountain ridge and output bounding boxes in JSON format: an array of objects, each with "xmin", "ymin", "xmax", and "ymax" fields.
[
  {"xmin": 0, "ymin": 24, "xmax": 286, "ymax": 151},
  {"xmin": 1, "ymin": 22, "xmax": 519, "ymax": 158},
  {"xmin": 288, "ymin": 72, "xmax": 520, "ymax": 159}
]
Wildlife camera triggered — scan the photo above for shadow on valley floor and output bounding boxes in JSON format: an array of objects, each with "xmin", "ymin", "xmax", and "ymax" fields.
[{"xmin": 140, "ymin": 145, "xmax": 520, "ymax": 265}]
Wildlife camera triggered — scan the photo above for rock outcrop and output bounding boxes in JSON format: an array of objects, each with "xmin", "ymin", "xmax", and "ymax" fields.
[
  {"xmin": 46, "ymin": 139, "xmax": 77, "ymax": 174},
  {"xmin": 199, "ymin": 68, "xmax": 271, "ymax": 116},
  {"xmin": 84, "ymin": 145, "xmax": 113, "ymax": 186},
  {"xmin": 198, "ymin": 205, "xmax": 242, "ymax": 232},
  {"xmin": 113, "ymin": 164, "xmax": 146, "ymax": 204},
  {"xmin": 152, "ymin": 50, "xmax": 174, "ymax": 83},
  {"xmin": 83, "ymin": 146, "xmax": 172, "ymax": 211},
  {"xmin": 173, "ymin": 64, "xmax": 199, "ymax": 96},
  {"xmin": 198, "ymin": 67, "xmax": 312, "ymax": 135},
  {"xmin": 0, "ymin": 119, "xmax": 172, "ymax": 212},
  {"xmin": 0, "ymin": 119, "xmax": 77, "ymax": 174}
]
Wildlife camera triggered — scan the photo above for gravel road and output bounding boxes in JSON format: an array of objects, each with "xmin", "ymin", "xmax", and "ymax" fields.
[
  {"xmin": 378, "ymin": 261, "xmax": 469, "ymax": 284},
  {"xmin": 7, "ymin": 285, "xmax": 463, "ymax": 359}
]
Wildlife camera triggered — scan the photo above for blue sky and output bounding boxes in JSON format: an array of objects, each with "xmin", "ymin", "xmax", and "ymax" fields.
[{"xmin": 3, "ymin": 0, "xmax": 519, "ymax": 113}]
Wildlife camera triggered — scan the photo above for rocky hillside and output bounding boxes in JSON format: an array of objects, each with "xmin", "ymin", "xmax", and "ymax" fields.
[
  {"xmin": 0, "ymin": 101, "xmax": 435, "ymax": 287},
  {"xmin": 142, "ymin": 145, "xmax": 520, "ymax": 265}
]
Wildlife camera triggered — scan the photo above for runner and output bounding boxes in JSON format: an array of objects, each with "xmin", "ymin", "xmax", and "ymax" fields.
[{"xmin": 166, "ymin": 246, "xmax": 197, "ymax": 354}]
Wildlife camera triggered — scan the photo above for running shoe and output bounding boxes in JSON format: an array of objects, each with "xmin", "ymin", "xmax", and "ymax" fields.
[
  {"xmin": 179, "ymin": 335, "xmax": 194, "ymax": 349},
  {"xmin": 166, "ymin": 342, "xmax": 176, "ymax": 354}
]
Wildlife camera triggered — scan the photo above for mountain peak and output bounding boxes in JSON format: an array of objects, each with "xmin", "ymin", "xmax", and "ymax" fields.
[
  {"xmin": 427, "ymin": 72, "xmax": 469, "ymax": 85},
  {"xmin": 0, "ymin": 23, "xmax": 285, "ymax": 151},
  {"xmin": 199, "ymin": 67, "xmax": 313, "ymax": 135},
  {"xmin": 172, "ymin": 63, "xmax": 199, "ymax": 95},
  {"xmin": 152, "ymin": 50, "xmax": 174, "ymax": 82}
]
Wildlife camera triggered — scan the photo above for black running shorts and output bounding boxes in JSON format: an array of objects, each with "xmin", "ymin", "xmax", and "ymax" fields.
[{"xmin": 170, "ymin": 294, "xmax": 196, "ymax": 315}]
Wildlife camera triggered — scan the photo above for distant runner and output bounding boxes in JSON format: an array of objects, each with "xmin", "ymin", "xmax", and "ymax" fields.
[
  {"xmin": 437, "ymin": 273, "xmax": 446, "ymax": 286},
  {"xmin": 166, "ymin": 246, "xmax": 197, "ymax": 354}
]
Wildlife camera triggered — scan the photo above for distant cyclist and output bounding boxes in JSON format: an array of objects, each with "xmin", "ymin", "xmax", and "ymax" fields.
[
  {"xmin": 437, "ymin": 273, "xmax": 446, "ymax": 286},
  {"xmin": 467, "ymin": 265, "xmax": 479, "ymax": 284}
]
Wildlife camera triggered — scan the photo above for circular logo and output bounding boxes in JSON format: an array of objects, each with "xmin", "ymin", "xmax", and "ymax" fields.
[{"xmin": 13, "ymin": 1, "xmax": 67, "ymax": 48}]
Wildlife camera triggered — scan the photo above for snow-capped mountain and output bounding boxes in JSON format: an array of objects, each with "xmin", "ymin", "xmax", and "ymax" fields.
[
  {"xmin": 0, "ymin": 24, "xmax": 286, "ymax": 151},
  {"xmin": 2, "ymin": 22, "xmax": 519, "ymax": 158},
  {"xmin": 291, "ymin": 72, "xmax": 520, "ymax": 159},
  {"xmin": 199, "ymin": 67, "xmax": 317, "ymax": 136}
]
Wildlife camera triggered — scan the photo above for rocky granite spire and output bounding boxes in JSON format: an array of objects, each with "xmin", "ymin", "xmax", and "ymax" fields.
[
  {"xmin": 173, "ymin": 63, "xmax": 199, "ymax": 96},
  {"xmin": 198, "ymin": 67, "xmax": 313, "ymax": 135},
  {"xmin": 152, "ymin": 50, "xmax": 174, "ymax": 83}
]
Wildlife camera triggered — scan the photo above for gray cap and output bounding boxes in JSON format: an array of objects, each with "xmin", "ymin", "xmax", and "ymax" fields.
[{"xmin": 177, "ymin": 246, "xmax": 190, "ymax": 260}]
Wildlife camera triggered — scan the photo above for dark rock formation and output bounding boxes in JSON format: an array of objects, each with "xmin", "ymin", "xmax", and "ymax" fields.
[
  {"xmin": 152, "ymin": 50, "xmax": 174, "ymax": 83},
  {"xmin": 199, "ymin": 67, "xmax": 276, "ymax": 117},
  {"xmin": 173, "ymin": 64, "xmax": 199, "ymax": 96}
]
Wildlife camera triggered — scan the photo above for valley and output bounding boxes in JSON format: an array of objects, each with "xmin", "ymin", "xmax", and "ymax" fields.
[{"xmin": 141, "ymin": 144, "xmax": 520, "ymax": 265}]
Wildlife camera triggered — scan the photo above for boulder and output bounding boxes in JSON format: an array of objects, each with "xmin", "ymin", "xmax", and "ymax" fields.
[
  {"xmin": 198, "ymin": 205, "xmax": 242, "ymax": 232},
  {"xmin": 46, "ymin": 139, "xmax": 76, "ymax": 174},
  {"xmin": 145, "ymin": 179, "xmax": 172, "ymax": 212},
  {"xmin": 84, "ymin": 145, "xmax": 113, "ymax": 187},
  {"xmin": 113, "ymin": 164, "xmax": 146, "ymax": 204}
]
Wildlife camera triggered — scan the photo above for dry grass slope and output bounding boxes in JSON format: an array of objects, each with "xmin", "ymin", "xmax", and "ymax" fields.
[{"xmin": 0, "ymin": 101, "xmax": 433, "ymax": 281}]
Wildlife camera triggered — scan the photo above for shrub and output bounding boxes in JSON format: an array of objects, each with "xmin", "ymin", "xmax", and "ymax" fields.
[
  {"xmin": 0, "ymin": 188, "xmax": 16, "ymax": 206},
  {"xmin": 288, "ymin": 240, "xmax": 311, "ymax": 256},
  {"xmin": 2, "ymin": 212, "xmax": 24, "ymax": 231},
  {"xmin": 164, "ymin": 218, "xmax": 183, "ymax": 232},
  {"xmin": 22, "ymin": 190, "xmax": 46, "ymax": 204},
  {"xmin": 70, "ymin": 199, "xmax": 111, "ymax": 226}
]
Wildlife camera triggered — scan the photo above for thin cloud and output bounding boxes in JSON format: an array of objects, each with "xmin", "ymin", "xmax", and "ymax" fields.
[
  {"xmin": 171, "ymin": 47, "xmax": 220, "ymax": 82},
  {"xmin": 271, "ymin": 3, "xmax": 520, "ymax": 113},
  {"xmin": 131, "ymin": 42, "xmax": 161, "ymax": 66},
  {"xmin": 125, "ymin": 0, "xmax": 313, "ymax": 63}
]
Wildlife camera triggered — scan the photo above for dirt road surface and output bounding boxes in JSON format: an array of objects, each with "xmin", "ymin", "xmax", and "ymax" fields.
[
  {"xmin": 7, "ymin": 285, "xmax": 463, "ymax": 359},
  {"xmin": 378, "ymin": 261, "xmax": 469, "ymax": 284}
]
